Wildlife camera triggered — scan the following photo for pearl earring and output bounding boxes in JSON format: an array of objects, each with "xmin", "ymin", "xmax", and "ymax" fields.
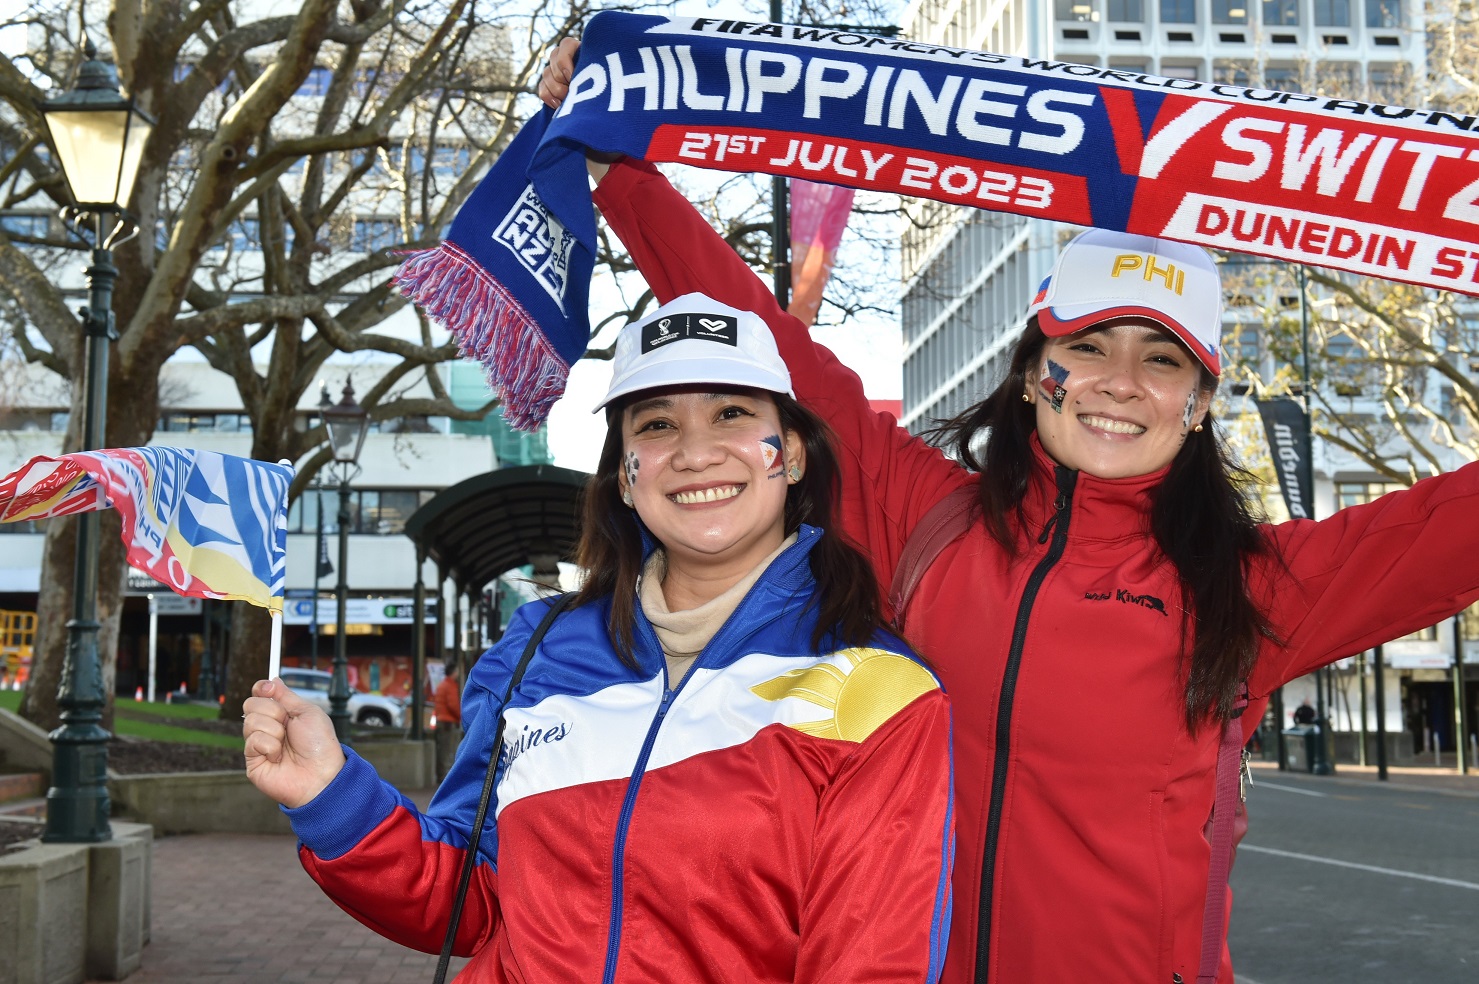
[
  {"xmin": 621, "ymin": 489, "xmax": 633, "ymax": 507},
  {"xmin": 1021, "ymin": 392, "xmax": 1031, "ymax": 403},
  {"xmin": 1193, "ymin": 423, "xmax": 1204, "ymax": 433},
  {"xmin": 787, "ymin": 465, "xmax": 803, "ymax": 483}
]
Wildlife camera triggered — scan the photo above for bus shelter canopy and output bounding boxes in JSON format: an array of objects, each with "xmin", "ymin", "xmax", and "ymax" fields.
[{"xmin": 403, "ymin": 464, "xmax": 588, "ymax": 591}]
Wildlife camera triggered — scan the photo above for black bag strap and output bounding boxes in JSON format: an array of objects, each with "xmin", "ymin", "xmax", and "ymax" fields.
[{"xmin": 433, "ymin": 592, "xmax": 576, "ymax": 984}]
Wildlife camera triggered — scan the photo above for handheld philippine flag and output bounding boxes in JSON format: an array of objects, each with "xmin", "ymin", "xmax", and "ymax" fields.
[{"xmin": 0, "ymin": 447, "xmax": 293, "ymax": 612}]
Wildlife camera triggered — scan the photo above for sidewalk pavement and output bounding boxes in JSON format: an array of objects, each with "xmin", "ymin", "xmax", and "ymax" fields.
[
  {"xmin": 89, "ymin": 765, "xmax": 1479, "ymax": 983},
  {"xmin": 86, "ymin": 789, "xmax": 469, "ymax": 984},
  {"xmin": 1249, "ymin": 759, "xmax": 1479, "ymax": 797}
]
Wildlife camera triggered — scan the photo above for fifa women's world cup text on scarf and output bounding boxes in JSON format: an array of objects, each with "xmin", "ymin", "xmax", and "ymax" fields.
[
  {"xmin": 397, "ymin": 10, "xmax": 1479, "ymax": 432},
  {"xmin": 590, "ymin": 157, "xmax": 1479, "ymax": 984}
]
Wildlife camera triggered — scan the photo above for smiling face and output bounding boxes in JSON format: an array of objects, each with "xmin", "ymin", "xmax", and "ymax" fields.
[
  {"xmin": 1028, "ymin": 320, "xmax": 1213, "ymax": 480},
  {"xmin": 617, "ymin": 387, "xmax": 803, "ymax": 582}
]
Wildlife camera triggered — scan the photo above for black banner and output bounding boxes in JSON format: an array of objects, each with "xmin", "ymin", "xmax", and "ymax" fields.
[
  {"xmin": 316, "ymin": 489, "xmax": 334, "ymax": 579},
  {"xmin": 1255, "ymin": 398, "xmax": 1315, "ymax": 521}
]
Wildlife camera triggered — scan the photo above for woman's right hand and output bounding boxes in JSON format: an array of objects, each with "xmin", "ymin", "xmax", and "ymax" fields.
[
  {"xmin": 538, "ymin": 37, "xmax": 581, "ymax": 110},
  {"xmin": 242, "ymin": 678, "xmax": 346, "ymax": 809}
]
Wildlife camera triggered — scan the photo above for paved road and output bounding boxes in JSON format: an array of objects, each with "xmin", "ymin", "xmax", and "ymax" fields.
[{"xmin": 1229, "ymin": 765, "xmax": 1479, "ymax": 984}]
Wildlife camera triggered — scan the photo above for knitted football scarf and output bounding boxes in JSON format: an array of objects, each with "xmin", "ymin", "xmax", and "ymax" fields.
[{"xmin": 396, "ymin": 11, "xmax": 1479, "ymax": 429}]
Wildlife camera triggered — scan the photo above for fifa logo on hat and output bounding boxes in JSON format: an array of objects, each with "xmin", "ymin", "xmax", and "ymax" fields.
[{"xmin": 1110, "ymin": 254, "xmax": 1186, "ymax": 295}]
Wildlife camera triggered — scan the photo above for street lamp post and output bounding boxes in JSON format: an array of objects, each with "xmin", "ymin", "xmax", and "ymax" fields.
[
  {"xmin": 39, "ymin": 40, "xmax": 153, "ymax": 844},
  {"xmin": 321, "ymin": 382, "xmax": 369, "ymax": 744}
]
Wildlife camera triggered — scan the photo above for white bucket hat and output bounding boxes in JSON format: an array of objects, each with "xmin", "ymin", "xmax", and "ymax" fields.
[
  {"xmin": 594, "ymin": 292, "xmax": 794, "ymax": 411},
  {"xmin": 1027, "ymin": 228, "xmax": 1224, "ymax": 375}
]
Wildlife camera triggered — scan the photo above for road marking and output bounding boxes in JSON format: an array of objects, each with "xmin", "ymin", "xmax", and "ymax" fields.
[
  {"xmin": 1254, "ymin": 781, "xmax": 1328, "ymax": 797},
  {"xmin": 1240, "ymin": 844, "xmax": 1479, "ymax": 892}
]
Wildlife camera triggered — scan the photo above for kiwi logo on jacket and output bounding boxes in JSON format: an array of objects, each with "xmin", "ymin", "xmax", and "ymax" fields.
[
  {"xmin": 749, "ymin": 647, "xmax": 936, "ymax": 742},
  {"xmin": 1084, "ymin": 587, "xmax": 1168, "ymax": 617}
]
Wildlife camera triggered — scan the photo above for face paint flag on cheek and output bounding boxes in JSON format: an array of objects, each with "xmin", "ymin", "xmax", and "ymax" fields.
[
  {"xmin": 760, "ymin": 435, "xmax": 783, "ymax": 471},
  {"xmin": 1182, "ymin": 390, "xmax": 1198, "ymax": 430},
  {"xmin": 1040, "ymin": 361, "xmax": 1070, "ymax": 414},
  {"xmin": 624, "ymin": 451, "xmax": 640, "ymax": 490}
]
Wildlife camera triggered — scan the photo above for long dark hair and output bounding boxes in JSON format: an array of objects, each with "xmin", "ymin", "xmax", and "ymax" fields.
[
  {"xmin": 929, "ymin": 318, "xmax": 1278, "ymax": 731},
  {"xmin": 573, "ymin": 390, "xmax": 884, "ymax": 664}
]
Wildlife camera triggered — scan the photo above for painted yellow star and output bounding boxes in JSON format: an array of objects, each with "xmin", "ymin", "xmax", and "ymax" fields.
[{"xmin": 749, "ymin": 647, "xmax": 937, "ymax": 742}]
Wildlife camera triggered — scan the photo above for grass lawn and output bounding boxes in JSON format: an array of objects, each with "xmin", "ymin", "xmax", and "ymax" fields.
[{"xmin": 0, "ymin": 689, "xmax": 243, "ymax": 749}]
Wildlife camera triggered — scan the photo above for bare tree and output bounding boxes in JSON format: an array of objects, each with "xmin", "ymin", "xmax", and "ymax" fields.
[
  {"xmin": 0, "ymin": 0, "xmax": 600, "ymax": 726},
  {"xmin": 1216, "ymin": 8, "xmax": 1479, "ymax": 493}
]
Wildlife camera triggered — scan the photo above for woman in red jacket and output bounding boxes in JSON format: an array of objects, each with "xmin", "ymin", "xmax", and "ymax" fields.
[{"xmin": 542, "ymin": 43, "xmax": 1479, "ymax": 984}]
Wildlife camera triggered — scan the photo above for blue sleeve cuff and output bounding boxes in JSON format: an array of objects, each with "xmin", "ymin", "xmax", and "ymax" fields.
[{"xmin": 283, "ymin": 747, "xmax": 402, "ymax": 861}]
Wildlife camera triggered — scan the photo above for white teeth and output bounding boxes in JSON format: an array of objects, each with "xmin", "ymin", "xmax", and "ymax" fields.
[
  {"xmin": 670, "ymin": 485, "xmax": 742, "ymax": 504},
  {"xmin": 1080, "ymin": 415, "xmax": 1146, "ymax": 435}
]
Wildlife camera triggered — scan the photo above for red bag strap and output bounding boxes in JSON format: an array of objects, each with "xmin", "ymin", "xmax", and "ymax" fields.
[
  {"xmin": 888, "ymin": 482, "xmax": 977, "ymax": 628},
  {"xmin": 1196, "ymin": 684, "xmax": 1250, "ymax": 984}
]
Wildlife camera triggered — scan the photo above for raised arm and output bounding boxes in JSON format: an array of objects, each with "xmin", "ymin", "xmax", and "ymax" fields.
[
  {"xmin": 593, "ymin": 159, "xmax": 971, "ymax": 608},
  {"xmin": 1250, "ymin": 460, "xmax": 1479, "ymax": 694}
]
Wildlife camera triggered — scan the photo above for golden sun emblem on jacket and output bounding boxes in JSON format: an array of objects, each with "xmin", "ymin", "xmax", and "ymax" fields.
[{"xmin": 749, "ymin": 647, "xmax": 937, "ymax": 742}]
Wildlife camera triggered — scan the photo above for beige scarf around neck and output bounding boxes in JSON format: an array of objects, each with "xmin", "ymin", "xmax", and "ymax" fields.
[{"xmin": 638, "ymin": 533, "xmax": 798, "ymax": 687}]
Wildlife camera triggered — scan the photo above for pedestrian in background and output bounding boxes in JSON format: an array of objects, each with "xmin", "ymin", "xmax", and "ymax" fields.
[{"xmin": 432, "ymin": 654, "xmax": 462, "ymax": 784}]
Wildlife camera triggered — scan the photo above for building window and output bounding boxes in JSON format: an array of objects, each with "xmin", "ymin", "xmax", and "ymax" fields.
[
  {"xmin": 1226, "ymin": 323, "xmax": 1261, "ymax": 366},
  {"xmin": 1161, "ymin": 0, "xmax": 1197, "ymax": 22},
  {"xmin": 0, "ymin": 214, "xmax": 49, "ymax": 239},
  {"xmin": 288, "ymin": 488, "xmax": 439, "ymax": 535},
  {"xmin": 1056, "ymin": 0, "xmax": 1099, "ymax": 21},
  {"xmin": 351, "ymin": 218, "xmax": 399, "ymax": 253},
  {"xmin": 1263, "ymin": 0, "xmax": 1300, "ymax": 25},
  {"xmin": 158, "ymin": 412, "xmax": 254, "ymax": 433},
  {"xmin": 1314, "ymin": 0, "xmax": 1352, "ymax": 25},
  {"xmin": 297, "ymin": 66, "xmax": 334, "ymax": 97},
  {"xmin": 1366, "ymin": 0, "xmax": 1402, "ymax": 28},
  {"xmin": 1335, "ymin": 481, "xmax": 1404, "ymax": 509},
  {"xmin": 1213, "ymin": 0, "xmax": 1250, "ymax": 24},
  {"xmin": 1107, "ymin": 0, "xmax": 1143, "ymax": 19}
]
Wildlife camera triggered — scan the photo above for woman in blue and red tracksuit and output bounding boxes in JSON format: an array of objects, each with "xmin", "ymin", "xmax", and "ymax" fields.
[
  {"xmin": 536, "ymin": 41, "xmax": 1479, "ymax": 979},
  {"xmin": 242, "ymin": 293, "xmax": 954, "ymax": 984}
]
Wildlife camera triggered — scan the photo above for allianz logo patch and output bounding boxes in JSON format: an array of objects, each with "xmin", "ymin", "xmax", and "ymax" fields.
[
  {"xmin": 640, "ymin": 312, "xmax": 739, "ymax": 353},
  {"xmin": 492, "ymin": 186, "xmax": 574, "ymax": 310}
]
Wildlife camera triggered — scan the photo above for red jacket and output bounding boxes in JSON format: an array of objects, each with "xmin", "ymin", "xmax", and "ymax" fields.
[{"xmin": 594, "ymin": 158, "xmax": 1479, "ymax": 984}]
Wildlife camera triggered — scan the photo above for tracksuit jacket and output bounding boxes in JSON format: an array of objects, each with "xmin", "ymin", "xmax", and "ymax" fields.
[
  {"xmin": 593, "ymin": 158, "xmax": 1479, "ymax": 984},
  {"xmin": 286, "ymin": 527, "xmax": 955, "ymax": 983}
]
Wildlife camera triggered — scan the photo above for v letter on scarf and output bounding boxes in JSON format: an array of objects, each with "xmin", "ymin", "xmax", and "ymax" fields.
[{"xmin": 399, "ymin": 11, "xmax": 1479, "ymax": 429}]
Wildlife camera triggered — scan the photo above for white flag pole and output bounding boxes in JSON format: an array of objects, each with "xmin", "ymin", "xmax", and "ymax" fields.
[
  {"xmin": 267, "ymin": 458, "xmax": 293, "ymax": 682},
  {"xmin": 267, "ymin": 610, "xmax": 283, "ymax": 681}
]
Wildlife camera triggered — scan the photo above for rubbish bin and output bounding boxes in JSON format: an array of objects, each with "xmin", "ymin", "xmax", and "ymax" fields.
[{"xmin": 1283, "ymin": 725, "xmax": 1316, "ymax": 772}]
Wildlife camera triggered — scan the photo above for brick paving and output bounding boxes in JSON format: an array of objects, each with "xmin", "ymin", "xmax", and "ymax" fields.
[
  {"xmin": 87, "ymin": 791, "xmax": 469, "ymax": 984},
  {"xmin": 84, "ymin": 767, "xmax": 1479, "ymax": 983}
]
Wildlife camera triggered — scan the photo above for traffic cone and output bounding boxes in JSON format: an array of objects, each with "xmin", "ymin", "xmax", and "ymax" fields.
[{"xmin": 134, "ymin": 686, "xmax": 143, "ymax": 701}]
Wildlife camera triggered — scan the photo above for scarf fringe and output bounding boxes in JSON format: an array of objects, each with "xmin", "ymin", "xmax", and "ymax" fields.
[{"xmin": 393, "ymin": 242, "xmax": 571, "ymax": 432}]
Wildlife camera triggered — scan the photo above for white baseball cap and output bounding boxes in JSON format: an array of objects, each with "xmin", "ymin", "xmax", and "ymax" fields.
[
  {"xmin": 1027, "ymin": 228, "xmax": 1224, "ymax": 375},
  {"xmin": 594, "ymin": 293, "xmax": 794, "ymax": 412}
]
